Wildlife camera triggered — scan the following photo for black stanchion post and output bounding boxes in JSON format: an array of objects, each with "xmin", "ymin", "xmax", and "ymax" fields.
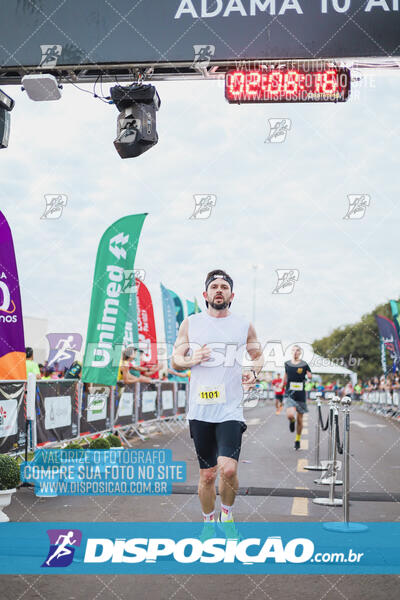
[{"xmin": 304, "ymin": 392, "xmax": 325, "ymax": 471}]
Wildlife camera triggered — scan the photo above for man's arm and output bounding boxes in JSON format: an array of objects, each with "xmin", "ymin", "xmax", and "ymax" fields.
[
  {"xmin": 246, "ymin": 323, "xmax": 264, "ymax": 374},
  {"xmin": 282, "ymin": 368, "xmax": 287, "ymax": 391},
  {"xmin": 168, "ymin": 368, "xmax": 188, "ymax": 378},
  {"xmin": 242, "ymin": 323, "xmax": 264, "ymax": 388},
  {"xmin": 171, "ymin": 318, "xmax": 211, "ymax": 371}
]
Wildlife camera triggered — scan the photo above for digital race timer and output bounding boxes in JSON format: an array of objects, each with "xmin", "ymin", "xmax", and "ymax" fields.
[{"xmin": 225, "ymin": 67, "xmax": 350, "ymax": 104}]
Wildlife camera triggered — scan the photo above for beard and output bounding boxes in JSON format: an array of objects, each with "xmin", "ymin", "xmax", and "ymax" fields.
[{"xmin": 209, "ymin": 297, "xmax": 230, "ymax": 310}]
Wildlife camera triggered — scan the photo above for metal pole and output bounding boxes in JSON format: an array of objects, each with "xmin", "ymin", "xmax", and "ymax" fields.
[
  {"xmin": 315, "ymin": 396, "xmax": 343, "ymax": 486},
  {"xmin": 110, "ymin": 386, "xmax": 115, "ymax": 430},
  {"xmin": 323, "ymin": 397, "xmax": 368, "ymax": 531},
  {"xmin": 313, "ymin": 396, "xmax": 342, "ymax": 507},
  {"xmin": 327, "ymin": 400, "xmax": 333, "ymax": 463},
  {"xmin": 343, "ymin": 399, "xmax": 350, "ymax": 523},
  {"xmin": 314, "ymin": 396, "xmax": 340, "ymax": 484},
  {"xmin": 328, "ymin": 402, "xmax": 340, "ymax": 504},
  {"xmin": 304, "ymin": 392, "xmax": 325, "ymax": 471}
]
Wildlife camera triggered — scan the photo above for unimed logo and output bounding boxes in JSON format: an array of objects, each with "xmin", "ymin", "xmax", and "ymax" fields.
[{"xmin": 83, "ymin": 536, "xmax": 315, "ymax": 564}]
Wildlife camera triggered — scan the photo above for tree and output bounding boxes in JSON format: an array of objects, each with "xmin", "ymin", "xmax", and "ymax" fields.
[{"xmin": 312, "ymin": 300, "xmax": 395, "ymax": 382}]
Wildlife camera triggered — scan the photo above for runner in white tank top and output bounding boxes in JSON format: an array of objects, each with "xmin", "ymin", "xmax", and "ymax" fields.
[{"xmin": 172, "ymin": 270, "xmax": 264, "ymax": 539}]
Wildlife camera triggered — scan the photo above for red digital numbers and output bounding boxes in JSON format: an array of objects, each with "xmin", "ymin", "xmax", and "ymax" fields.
[{"xmin": 225, "ymin": 67, "xmax": 350, "ymax": 103}]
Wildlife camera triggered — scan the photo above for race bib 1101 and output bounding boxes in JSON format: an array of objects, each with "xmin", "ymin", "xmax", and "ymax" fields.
[{"xmin": 196, "ymin": 384, "xmax": 226, "ymax": 405}]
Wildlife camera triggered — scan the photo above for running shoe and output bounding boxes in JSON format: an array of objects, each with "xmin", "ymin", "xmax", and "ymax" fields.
[
  {"xmin": 289, "ymin": 418, "xmax": 295, "ymax": 432},
  {"xmin": 217, "ymin": 513, "xmax": 243, "ymax": 541},
  {"xmin": 294, "ymin": 440, "xmax": 300, "ymax": 450},
  {"xmin": 199, "ymin": 521, "xmax": 217, "ymax": 543}
]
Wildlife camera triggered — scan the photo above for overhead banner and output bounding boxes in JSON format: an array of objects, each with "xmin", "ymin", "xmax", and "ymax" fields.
[
  {"xmin": 375, "ymin": 315, "xmax": 400, "ymax": 368},
  {"xmin": 136, "ymin": 278, "xmax": 159, "ymax": 377},
  {"xmin": 82, "ymin": 214, "xmax": 147, "ymax": 386},
  {"xmin": 0, "ymin": 1, "xmax": 399, "ymax": 71},
  {"xmin": 0, "ymin": 211, "xmax": 26, "ymax": 380}
]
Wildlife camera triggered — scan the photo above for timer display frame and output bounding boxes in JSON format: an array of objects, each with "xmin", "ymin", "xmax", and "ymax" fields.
[{"xmin": 225, "ymin": 67, "xmax": 351, "ymax": 104}]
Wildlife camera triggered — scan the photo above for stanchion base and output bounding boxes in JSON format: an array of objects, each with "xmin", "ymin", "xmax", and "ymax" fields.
[
  {"xmin": 304, "ymin": 465, "xmax": 325, "ymax": 471},
  {"xmin": 314, "ymin": 478, "xmax": 343, "ymax": 485},
  {"xmin": 323, "ymin": 522, "xmax": 368, "ymax": 533},
  {"xmin": 312, "ymin": 498, "xmax": 343, "ymax": 506}
]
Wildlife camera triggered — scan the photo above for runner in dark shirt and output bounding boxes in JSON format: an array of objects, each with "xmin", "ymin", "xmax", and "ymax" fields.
[{"xmin": 282, "ymin": 346, "xmax": 312, "ymax": 450}]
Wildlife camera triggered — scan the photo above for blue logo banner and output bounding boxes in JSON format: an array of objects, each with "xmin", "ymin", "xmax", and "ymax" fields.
[{"xmin": 0, "ymin": 522, "xmax": 399, "ymax": 574}]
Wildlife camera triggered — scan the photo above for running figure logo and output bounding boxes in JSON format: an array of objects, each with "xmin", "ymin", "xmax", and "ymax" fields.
[
  {"xmin": 41, "ymin": 194, "xmax": 67, "ymax": 219},
  {"xmin": 189, "ymin": 195, "xmax": 217, "ymax": 219},
  {"xmin": 343, "ymin": 195, "xmax": 370, "ymax": 219},
  {"xmin": 46, "ymin": 333, "xmax": 83, "ymax": 371},
  {"xmin": 39, "ymin": 45, "xmax": 62, "ymax": 67},
  {"xmin": 192, "ymin": 45, "xmax": 215, "ymax": 68},
  {"xmin": 265, "ymin": 119, "xmax": 291, "ymax": 143},
  {"xmin": 42, "ymin": 529, "xmax": 82, "ymax": 568},
  {"xmin": 272, "ymin": 269, "xmax": 299, "ymax": 294}
]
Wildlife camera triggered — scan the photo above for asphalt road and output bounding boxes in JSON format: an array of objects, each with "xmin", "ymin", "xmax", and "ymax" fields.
[{"xmin": 0, "ymin": 401, "xmax": 399, "ymax": 599}]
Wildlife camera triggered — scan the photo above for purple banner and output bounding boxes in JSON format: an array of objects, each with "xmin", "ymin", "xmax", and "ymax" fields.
[
  {"xmin": 0, "ymin": 211, "xmax": 26, "ymax": 380},
  {"xmin": 375, "ymin": 315, "xmax": 400, "ymax": 366}
]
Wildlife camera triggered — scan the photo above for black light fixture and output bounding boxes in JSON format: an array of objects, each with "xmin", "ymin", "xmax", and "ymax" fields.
[
  {"xmin": 110, "ymin": 83, "xmax": 161, "ymax": 159},
  {"xmin": 0, "ymin": 88, "xmax": 14, "ymax": 150}
]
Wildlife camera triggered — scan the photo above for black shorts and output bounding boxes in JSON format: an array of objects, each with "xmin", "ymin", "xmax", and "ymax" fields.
[
  {"xmin": 275, "ymin": 394, "xmax": 284, "ymax": 402},
  {"xmin": 188, "ymin": 419, "xmax": 247, "ymax": 469}
]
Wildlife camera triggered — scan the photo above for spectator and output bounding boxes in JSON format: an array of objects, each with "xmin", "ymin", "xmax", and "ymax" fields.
[
  {"xmin": 354, "ymin": 381, "xmax": 362, "ymax": 400},
  {"xmin": 272, "ymin": 372, "xmax": 285, "ymax": 414},
  {"xmin": 64, "ymin": 361, "xmax": 82, "ymax": 380},
  {"xmin": 118, "ymin": 347, "xmax": 153, "ymax": 384},
  {"xmin": 41, "ymin": 367, "xmax": 53, "ymax": 380},
  {"xmin": 343, "ymin": 380, "xmax": 354, "ymax": 398},
  {"xmin": 25, "ymin": 347, "xmax": 41, "ymax": 379}
]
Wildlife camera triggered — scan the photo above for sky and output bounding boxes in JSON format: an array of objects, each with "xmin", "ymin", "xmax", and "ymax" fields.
[{"xmin": 1, "ymin": 68, "xmax": 400, "ymax": 358}]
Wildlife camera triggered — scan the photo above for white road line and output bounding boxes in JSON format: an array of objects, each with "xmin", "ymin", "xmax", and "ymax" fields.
[{"xmin": 297, "ymin": 459, "xmax": 308, "ymax": 472}]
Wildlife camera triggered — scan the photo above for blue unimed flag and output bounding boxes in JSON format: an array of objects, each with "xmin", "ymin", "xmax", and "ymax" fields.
[
  {"xmin": 168, "ymin": 288, "xmax": 184, "ymax": 332},
  {"xmin": 187, "ymin": 297, "xmax": 201, "ymax": 316},
  {"xmin": 390, "ymin": 300, "xmax": 400, "ymax": 339},
  {"xmin": 160, "ymin": 283, "xmax": 177, "ymax": 367}
]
